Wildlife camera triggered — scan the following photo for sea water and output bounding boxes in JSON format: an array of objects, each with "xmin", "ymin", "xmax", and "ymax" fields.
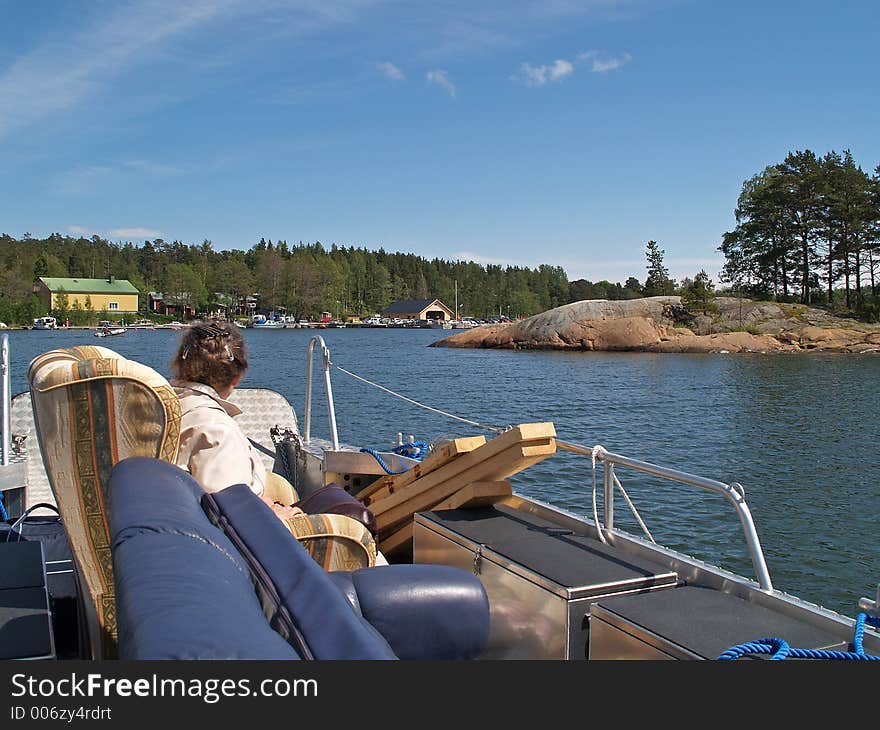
[{"xmin": 5, "ymin": 327, "xmax": 878, "ymax": 617}]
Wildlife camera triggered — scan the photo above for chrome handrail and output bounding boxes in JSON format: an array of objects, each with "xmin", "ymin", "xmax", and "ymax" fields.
[
  {"xmin": 557, "ymin": 439, "xmax": 774, "ymax": 591},
  {"xmin": 303, "ymin": 335, "xmax": 339, "ymax": 451}
]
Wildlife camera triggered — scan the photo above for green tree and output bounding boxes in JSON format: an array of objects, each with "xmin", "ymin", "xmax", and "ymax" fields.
[
  {"xmin": 680, "ymin": 270, "xmax": 717, "ymax": 314},
  {"xmin": 644, "ymin": 240, "xmax": 674, "ymax": 295}
]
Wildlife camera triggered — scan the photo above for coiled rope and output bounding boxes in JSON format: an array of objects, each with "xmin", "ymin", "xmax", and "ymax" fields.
[
  {"xmin": 718, "ymin": 612, "xmax": 880, "ymax": 660},
  {"xmin": 358, "ymin": 440, "xmax": 429, "ymax": 475}
]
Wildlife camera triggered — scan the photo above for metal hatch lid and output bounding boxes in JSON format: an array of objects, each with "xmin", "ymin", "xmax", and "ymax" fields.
[
  {"xmin": 590, "ymin": 585, "xmax": 851, "ymax": 660},
  {"xmin": 415, "ymin": 504, "xmax": 678, "ymax": 601}
]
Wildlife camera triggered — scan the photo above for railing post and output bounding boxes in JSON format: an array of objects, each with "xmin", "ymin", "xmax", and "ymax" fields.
[
  {"xmin": 603, "ymin": 461, "xmax": 614, "ymax": 533},
  {"xmin": 303, "ymin": 335, "xmax": 339, "ymax": 451}
]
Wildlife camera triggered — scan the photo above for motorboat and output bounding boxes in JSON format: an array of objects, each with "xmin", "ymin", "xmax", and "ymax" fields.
[{"xmin": 31, "ymin": 316, "xmax": 58, "ymax": 330}]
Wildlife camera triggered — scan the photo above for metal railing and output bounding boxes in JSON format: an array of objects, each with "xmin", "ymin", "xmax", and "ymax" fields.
[
  {"xmin": 303, "ymin": 335, "xmax": 339, "ymax": 450},
  {"xmin": 557, "ymin": 438, "xmax": 774, "ymax": 591}
]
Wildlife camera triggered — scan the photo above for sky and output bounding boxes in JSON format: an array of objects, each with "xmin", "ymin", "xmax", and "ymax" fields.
[{"xmin": 1, "ymin": 0, "xmax": 878, "ymax": 286}]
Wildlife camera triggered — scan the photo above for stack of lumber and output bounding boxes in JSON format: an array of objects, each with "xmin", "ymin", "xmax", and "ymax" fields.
[{"xmin": 355, "ymin": 422, "xmax": 557, "ymax": 557}]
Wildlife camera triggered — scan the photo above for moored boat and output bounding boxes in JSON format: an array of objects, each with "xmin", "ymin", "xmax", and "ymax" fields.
[{"xmin": 31, "ymin": 316, "xmax": 58, "ymax": 330}]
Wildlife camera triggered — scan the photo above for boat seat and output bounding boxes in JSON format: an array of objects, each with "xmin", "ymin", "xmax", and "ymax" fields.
[
  {"xmin": 27, "ymin": 346, "xmax": 379, "ymax": 657},
  {"xmin": 27, "ymin": 345, "xmax": 182, "ymax": 659},
  {"xmin": 108, "ymin": 457, "xmax": 490, "ymax": 660}
]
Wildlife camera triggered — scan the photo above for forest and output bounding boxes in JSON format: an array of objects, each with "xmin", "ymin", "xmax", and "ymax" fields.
[
  {"xmin": 2, "ymin": 147, "xmax": 877, "ymax": 326},
  {"xmin": 0, "ymin": 234, "xmax": 646, "ymax": 326}
]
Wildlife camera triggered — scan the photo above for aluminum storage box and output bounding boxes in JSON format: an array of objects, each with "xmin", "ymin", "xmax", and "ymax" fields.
[
  {"xmin": 413, "ymin": 503, "xmax": 679, "ymax": 659},
  {"xmin": 589, "ymin": 585, "xmax": 852, "ymax": 659}
]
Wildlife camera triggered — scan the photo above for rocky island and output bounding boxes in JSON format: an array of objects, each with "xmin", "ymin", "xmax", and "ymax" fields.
[{"xmin": 431, "ymin": 297, "xmax": 880, "ymax": 354}]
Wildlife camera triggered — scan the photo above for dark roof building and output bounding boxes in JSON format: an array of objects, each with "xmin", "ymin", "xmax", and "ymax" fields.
[{"xmin": 380, "ymin": 298, "xmax": 455, "ymax": 321}]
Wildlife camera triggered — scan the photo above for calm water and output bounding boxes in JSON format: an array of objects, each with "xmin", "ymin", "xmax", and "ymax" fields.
[{"xmin": 4, "ymin": 327, "xmax": 878, "ymax": 617}]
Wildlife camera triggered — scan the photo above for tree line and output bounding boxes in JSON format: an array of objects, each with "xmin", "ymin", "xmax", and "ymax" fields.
[
  {"xmin": 0, "ymin": 232, "xmax": 727, "ymax": 327},
  {"xmin": 719, "ymin": 149, "xmax": 880, "ymax": 317},
  {"xmin": 0, "ymin": 234, "xmax": 579, "ymax": 325}
]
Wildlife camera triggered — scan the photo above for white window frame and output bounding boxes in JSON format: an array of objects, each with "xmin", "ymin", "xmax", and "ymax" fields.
[{"xmin": 108, "ymin": 302, "xmax": 119, "ymax": 311}]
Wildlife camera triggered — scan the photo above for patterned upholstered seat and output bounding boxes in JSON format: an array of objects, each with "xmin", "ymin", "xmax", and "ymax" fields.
[
  {"xmin": 28, "ymin": 346, "xmax": 377, "ymax": 658},
  {"xmin": 28, "ymin": 345, "xmax": 181, "ymax": 659}
]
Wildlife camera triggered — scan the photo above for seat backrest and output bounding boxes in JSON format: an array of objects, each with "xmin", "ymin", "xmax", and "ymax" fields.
[{"xmin": 27, "ymin": 345, "xmax": 181, "ymax": 658}]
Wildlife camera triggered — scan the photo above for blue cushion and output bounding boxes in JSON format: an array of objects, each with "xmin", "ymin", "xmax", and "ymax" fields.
[
  {"xmin": 109, "ymin": 457, "xmax": 299, "ymax": 659},
  {"xmin": 329, "ymin": 566, "xmax": 491, "ymax": 660},
  {"xmin": 203, "ymin": 485, "xmax": 397, "ymax": 660}
]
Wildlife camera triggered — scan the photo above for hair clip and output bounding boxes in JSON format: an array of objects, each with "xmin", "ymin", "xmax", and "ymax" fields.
[
  {"xmin": 193, "ymin": 323, "xmax": 231, "ymax": 340},
  {"xmin": 181, "ymin": 346, "xmax": 189, "ymax": 360}
]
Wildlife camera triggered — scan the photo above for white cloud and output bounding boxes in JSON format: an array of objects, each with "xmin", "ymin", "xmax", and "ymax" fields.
[
  {"xmin": 578, "ymin": 50, "xmax": 632, "ymax": 73},
  {"xmin": 427, "ymin": 69, "xmax": 456, "ymax": 97},
  {"xmin": 107, "ymin": 228, "xmax": 163, "ymax": 240},
  {"xmin": 377, "ymin": 62, "xmax": 405, "ymax": 80},
  {"xmin": 519, "ymin": 58, "xmax": 574, "ymax": 86},
  {"xmin": 67, "ymin": 226, "xmax": 93, "ymax": 236},
  {"xmin": 452, "ymin": 250, "xmax": 527, "ymax": 266}
]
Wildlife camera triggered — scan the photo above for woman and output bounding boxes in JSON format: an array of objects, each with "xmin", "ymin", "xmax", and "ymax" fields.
[
  {"xmin": 169, "ymin": 320, "xmax": 380, "ymax": 569},
  {"xmin": 169, "ymin": 320, "xmax": 302, "ymax": 519}
]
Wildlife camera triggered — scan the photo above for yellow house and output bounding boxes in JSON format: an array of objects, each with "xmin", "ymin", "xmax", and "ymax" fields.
[{"xmin": 34, "ymin": 277, "xmax": 140, "ymax": 314}]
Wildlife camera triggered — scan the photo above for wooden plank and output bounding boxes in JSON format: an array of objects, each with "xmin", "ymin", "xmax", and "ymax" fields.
[
  {"xmin": 379, "ymin": 482, "xmax": 512, "ymax": 557},
  {"xmin": 356, "ymin": 435, "xmax": 487, "ymax": 502},
  {"xmin": 374, "ymin": 441, "xmax": 555, "ymax": 537},
  {"xmin": 368, "ymin": 432, "xmax": 555, "ymax": 519},
  {"xmin": 361, "ymin": 425, "xmax": 552, "ymax": 507},
  {"xmin": 378, "ymin": 522, "xmax": 413, "ymax": 559},
  {"xmin": 432, "ymin": 480, "xmax": 512, "ymax": 510}
]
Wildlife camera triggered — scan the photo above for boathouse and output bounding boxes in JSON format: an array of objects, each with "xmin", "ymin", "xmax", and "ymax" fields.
[
  {"xmin": 35, "ymin": 277, "xmax": 140, "ymax": 314},
  {"xmin": 381, "ymin": 298, "xmax": 455, "ymax": 322}
]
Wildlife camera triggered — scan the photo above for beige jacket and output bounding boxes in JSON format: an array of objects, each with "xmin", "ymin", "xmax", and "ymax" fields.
[{"xmin": 172, "ymin": 380, "xmax": 266, "ymax": 496}]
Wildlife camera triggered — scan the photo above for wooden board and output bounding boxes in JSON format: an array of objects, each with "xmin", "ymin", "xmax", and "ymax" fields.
[
  {"xmin": 378, "ymin": 522, "xmax": 412, "ymax": 559},
  {"xmin": 432, "ymin": 480, "xmax": 512, "ymax": 510},
  {"xmin": 364, "ymin": 423, "xmax": 554, "ymax": 512},
  {"xmin": 369, "ymin": 423, "xmax": 556, "ymax": 538},
  {"xmin": 378, "ymin": 482, "xmax": 512, "ymax": 556},
  {"xmin": 356, "ymin": 435, "xmax": 487, "ymax": 502}
]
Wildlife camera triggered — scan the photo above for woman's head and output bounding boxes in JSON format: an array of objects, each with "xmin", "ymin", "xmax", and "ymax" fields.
[{"xmin": 170, "ymin": 321, "xmax": 248, "ymax": 394}]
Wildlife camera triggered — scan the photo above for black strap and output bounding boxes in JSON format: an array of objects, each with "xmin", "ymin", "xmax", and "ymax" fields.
[
  {"xmin": 248, "ymin": 438, "xmax": 276, "ymax": 459},
  {"xmin": 6, "ymin": 503, "xmax": 61, "ymax": 542}
]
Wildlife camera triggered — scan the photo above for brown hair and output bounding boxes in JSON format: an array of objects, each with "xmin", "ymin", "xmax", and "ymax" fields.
[{"xmin": 170, "ymin": 321, "xmax": 248, "ymax": 392}]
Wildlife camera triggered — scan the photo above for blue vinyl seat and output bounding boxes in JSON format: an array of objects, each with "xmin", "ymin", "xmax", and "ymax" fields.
[{"xmin": 108, "ymin": 457, "xmax": 490, "ymax": 660}]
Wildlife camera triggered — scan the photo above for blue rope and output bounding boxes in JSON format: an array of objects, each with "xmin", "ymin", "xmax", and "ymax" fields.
[
  {"xmin": 0, "ymin": 493, "xmax": 7, "ymax": 522},
  {"xmin": 718, "ymin": 613, "xmax": 880, "ymax": 660},
  {"xmin": 359, "ymin": 441, "xmax": 429, "ymax": 475},
  {"xmin": 392, "ymin": 440, "xmax": 429, "ymax": 461}
]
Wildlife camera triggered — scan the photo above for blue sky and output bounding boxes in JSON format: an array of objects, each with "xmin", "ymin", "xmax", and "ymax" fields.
[{"xmin": 1, "ymin": 0, "xmax": 877, "ymax": 285}]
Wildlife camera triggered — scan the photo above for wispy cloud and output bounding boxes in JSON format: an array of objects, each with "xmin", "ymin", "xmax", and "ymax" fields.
[
  {"xmin": 0, "ymin": 1, "xmax": 252, "ymax": 139},
  {"xmin": 108, "ymin": 227, "xmax": 163, "ymax": 239},
  {"xmin": 377, "ymin": 61, "xmax": 405, "ymax": 80},
  {"xmin": 578, "ymin": 50, "xmax": 632, "ymax": 73},
  {"xmin": 452, "ymin": 250, "xmax": 527, "ymax": 266},
  {"xmin": 513, "ymin": 48, "xmax": 631, "ymax": 86},
  {"xmin": 66, "ymin": 224, "xmax": 162, "ymax": 240},
  {"xmin": 518, "ymin": 59, "xmax": 574, "ymax": 86},
  {"xmin": 427, "ymin": 69, "xmax": 456, "ymax": 97},
  {"xmin": 122, "ymin": 159, "xmax": 186, "ymax": 176}
]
